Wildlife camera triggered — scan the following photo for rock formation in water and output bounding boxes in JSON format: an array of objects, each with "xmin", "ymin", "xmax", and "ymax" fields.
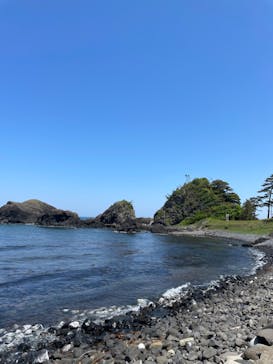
[
  {"xmin": 96, "ymin": 200, "xmax": 136, "ymax": 226},
  {"xmin": 0, "ymin": 199, "xmax": 152, "ymax": 231},
  {"xmin": 0, "ymin": 200, "xmax": 57, "ymax": 224},
  {"xmin": 84, "ymin": 200, "xmax": 140, "ymax": 232},
  {"xmin": 36, "ymin": 210, "xmax": 81, "ymax": 227},
  {"xmin": 0, "ymin": 199, "xmax": 81, "ymax": 227}
]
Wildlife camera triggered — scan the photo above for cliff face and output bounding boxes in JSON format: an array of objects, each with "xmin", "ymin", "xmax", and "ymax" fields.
[{"xmin": 0, "ymin": 200, "xmax": 80, "ymax": 226}]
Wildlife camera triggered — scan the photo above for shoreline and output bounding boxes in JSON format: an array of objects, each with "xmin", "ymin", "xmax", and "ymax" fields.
[
  {"xmin": 168, "ymin": 227, "xmax": 267, "ymax": 243},
  {"xmin": 1, "ymin": 231, "xmax": 273, "ymax": 363}
]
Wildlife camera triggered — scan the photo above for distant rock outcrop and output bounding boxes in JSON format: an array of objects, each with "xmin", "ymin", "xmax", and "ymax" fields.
[
  {"xmin": 82, "ymin": 200, "xmax": 141, "ymax": 232},
  {"xmin": 0, "ymin": 199, "xmax": 80, "ymax": 227},
  {"xmin": 0, "ymin": 200, "xmax": 57, "ymax": 224},
  {"xmin": 36, "ymin": 210, "xmax": 81, "ymax": 227},
  {"xmin": 0, "ymin": 198, "xmax": 152, "ymax": 231},
  {"xmin": 96, "ymin": 200, "xmax": 136, "ymax": 226}
]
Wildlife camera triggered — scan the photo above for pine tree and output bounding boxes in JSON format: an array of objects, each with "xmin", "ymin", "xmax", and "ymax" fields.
[
  {"xmin": 240, "ymin": 198, "xmax": 258, "ymax": 220},
  {"xmin": 258, "ymin": 174, "xmax": 273, "ymax": 219}
]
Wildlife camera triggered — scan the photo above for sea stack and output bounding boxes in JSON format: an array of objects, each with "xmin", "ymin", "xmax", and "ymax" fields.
[{"xmin": 0, "ymin": 199, "xmax": 81, "ymax": 227}]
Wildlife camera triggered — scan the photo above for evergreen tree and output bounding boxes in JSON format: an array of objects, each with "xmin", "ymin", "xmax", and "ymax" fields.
[
  {"xmin": 211, "ymin": 179, "xmax": 240, "ymax": 205},
  {"xmin": 154, "ymin": 177, "xmax": 241, "ymax": 225},
  {"xmin": 258, "ymin": 174, "xmax": 273, "ymax": 219},
  {"xmin": 240, "ymin": 198, "xmax": 258, "ymax": 220}
]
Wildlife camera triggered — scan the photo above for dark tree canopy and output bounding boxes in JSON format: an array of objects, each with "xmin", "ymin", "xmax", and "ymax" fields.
[
  {"xmin": 240, "ymin": 198, "xmax": 258, "ymax": 220},
  {"xmin": 211, "ymin": 179, "xmax": 241, "ymax": 205},
  {"xmin": 258, "ymin": 174, "xmax": 273, "ymax": 219},
  {"xmin": 154, "ymin": 177, "xmax": 241, "ymax": 225}
]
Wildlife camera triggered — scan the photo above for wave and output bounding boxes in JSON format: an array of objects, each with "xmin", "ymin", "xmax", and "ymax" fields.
[
  {"xmin": 249, "ymin": 248, "xmax": 266, "ymax": 274},
  {"xmin": 61, "ymin": 298, "xmax": 156, "ymax": 325},
  {"xmin": 158, "ymin": 283, "xmax": 191, "ymax": 306}
]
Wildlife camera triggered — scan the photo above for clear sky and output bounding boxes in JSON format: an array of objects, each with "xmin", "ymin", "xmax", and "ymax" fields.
[{"xmin": 0, "ymin": 0, "xmax": 273, "ymax": 217}]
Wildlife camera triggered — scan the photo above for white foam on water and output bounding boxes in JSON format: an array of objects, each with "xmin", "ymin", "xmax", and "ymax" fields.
[
  {"xmin": 158, "ymin": 283, "xmax": 191, "ymax": 306},
  {"xmin": 249, "ymin": 248, "xmax": 266, "ymax": 274},
  {"xmin": 64, "ymin": 298, "xmax": 156, "ymax": 325}
]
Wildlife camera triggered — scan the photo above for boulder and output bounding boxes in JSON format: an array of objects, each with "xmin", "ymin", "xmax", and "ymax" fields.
[
  {"xmin": 243, "ymin": 344, "xmax": 273, "ymax": 361},
  {"xmin": 256, "ymin": 326, "xmax": 273, "ymax": 345}
]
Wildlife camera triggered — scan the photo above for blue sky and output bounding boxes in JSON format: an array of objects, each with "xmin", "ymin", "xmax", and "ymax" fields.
[{"xmin": 0, "ymin": 0, "xmax": 273, "ymax": 217}]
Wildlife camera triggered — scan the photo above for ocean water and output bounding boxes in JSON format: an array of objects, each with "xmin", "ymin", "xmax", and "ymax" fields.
[{"xmin": 0, "ymin": 225, "xmax": 261, "ymax": 329}]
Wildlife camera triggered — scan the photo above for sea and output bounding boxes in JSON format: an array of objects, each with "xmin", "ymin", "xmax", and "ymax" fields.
[{"xmin": 0, "ymin": 225, "xmax": 263, "ymax": 329}]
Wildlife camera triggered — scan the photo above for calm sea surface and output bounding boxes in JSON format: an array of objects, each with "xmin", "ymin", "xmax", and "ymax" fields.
[{"xmin": 0, "ymin": 225, "xmax": 258, "ymax": 328}]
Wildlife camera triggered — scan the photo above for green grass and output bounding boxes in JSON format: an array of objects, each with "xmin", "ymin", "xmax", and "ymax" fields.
[{"xmin": 189, "ymin": 218, "xmax": 273, "ymax": 235}]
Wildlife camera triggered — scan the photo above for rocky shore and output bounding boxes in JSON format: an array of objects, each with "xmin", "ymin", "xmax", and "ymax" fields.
[{"xmin": 1, "ymin": 235, "xmax": 273, "ymax": 364}]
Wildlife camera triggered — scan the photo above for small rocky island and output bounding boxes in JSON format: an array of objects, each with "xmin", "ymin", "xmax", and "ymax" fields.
[
  {"xmin": 0, "ymin": 199, "xmax": 151, "ymax": 231},
  {"xmin": 85, "ymin": 200, "xmax": 145, "ymax": 232},
  {"xmin": 0, "ymin": 200, "xmax": 81, "ymax": 227}
]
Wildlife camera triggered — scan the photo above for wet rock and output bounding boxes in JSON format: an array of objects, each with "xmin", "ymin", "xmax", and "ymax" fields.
[
  {"xmin": 254, "ymin": 236, "xmax": 269, "ymax": 245},
  {"xmin": 17, "ymin": 342, "xmax": 31, "ymax": 352},
  {"xmin": 81, "ymin": 319, "xmax": 103, "ymax": 336}
]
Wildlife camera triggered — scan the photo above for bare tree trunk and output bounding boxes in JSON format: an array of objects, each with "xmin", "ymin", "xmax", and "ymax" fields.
[{"xmin": 267, "ymin": 189, "xmax": 272, "ymax": 219}]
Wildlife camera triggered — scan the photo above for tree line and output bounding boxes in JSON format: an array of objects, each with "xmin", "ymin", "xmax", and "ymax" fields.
[
  {"xmin": 154, "ymin": 173, "xmax": 273, "ymax": 225},
  {"xmin": 242, "ymin": 173, "xmax": 273, "ymax": 220}
]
